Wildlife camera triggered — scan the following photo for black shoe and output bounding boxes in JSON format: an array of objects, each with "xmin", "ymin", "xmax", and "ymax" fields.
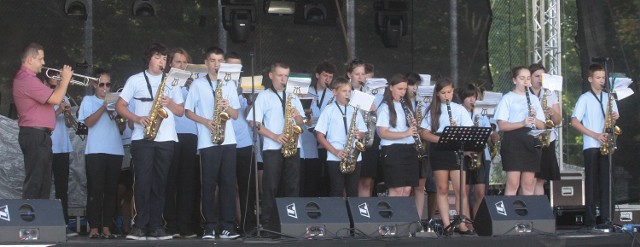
[
  {"xmin": 454, "ymin": 228, "xmax": 474, "ymax": 235},
  {"xmin": 126, "ymin": 227, "xmax": 147, "ymax": 240},
  {"xmin": 147, "ymin": 228, "xmax": 173, "ymax": 240}
]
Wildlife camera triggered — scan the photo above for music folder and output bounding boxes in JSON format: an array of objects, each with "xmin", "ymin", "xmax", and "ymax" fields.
[
  {"xmin": 185, "ymin": 63, "xmax": 208, "ymax": 79},
  {"xmin": 166, "ymin": 68, "xmax": 192, "ymax": 88},
  {"xmin": 286, "ymin": 76, "xmax": 311, "ymax": 94},
  {"xmin": 349, "ymin": 90, "xmax": 375, "ymax": 111},
  {"xmin": 217, "ymin": 63, "xmax": 243, "ymax": 82}
]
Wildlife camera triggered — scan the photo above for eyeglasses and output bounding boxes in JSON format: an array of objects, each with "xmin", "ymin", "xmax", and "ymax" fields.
[{"xmin": 98, "ymin": 82, "xmax": 112, "ymax": 87}]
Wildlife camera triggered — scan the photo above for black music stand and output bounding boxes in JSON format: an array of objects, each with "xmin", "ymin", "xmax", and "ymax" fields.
[{"xmin": 436, "ymin": 126, "xmax": 492, "ymax": 234}]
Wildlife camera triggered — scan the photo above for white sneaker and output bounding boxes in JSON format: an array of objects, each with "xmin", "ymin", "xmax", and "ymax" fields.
[
  {"xmin": 202, "ymin": 230, "xmax": 215, "ymax": 239},
  {"xmin": 219, "ymin": 229, "xmax": 240, "ymax": 239},
  {"xmin": 66, "ymin": 228, "xmax": 78, "ymax": 237}
]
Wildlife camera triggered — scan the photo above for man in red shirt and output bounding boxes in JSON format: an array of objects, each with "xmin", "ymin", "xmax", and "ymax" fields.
[{"xmin": 12, "ymin": 43, "xmax": 72, "ymax": 199}]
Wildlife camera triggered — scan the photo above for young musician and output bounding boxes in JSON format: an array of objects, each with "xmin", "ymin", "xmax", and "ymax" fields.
[
  {"xmin": 494, "ymin": 66, "xmax": 545, "ymax": 196},
  {"xmin": 571, "ymin": 64, "xmax": 619, "ymax": 227},
  {"xmin": 302, "ymin": 61, "xmax": 336, "ymax": 197},
  {"xmin": 247, "ymin": 62, "xmax": 305, "ymax": 233},
  {"xmin": 44, "ymin": 75, "xmax": 77, "ymax": 237},
  {"xmin": 529, "ymin": 64, "xmax": 562, "ymax": 196},
  {"xmin": 347, "ymin": 59, "xmax": 367, "ymax": 92},
  {"xmin": 455, "ymin": 84, "xmax": 493, "ymax": 220},
  {"xmin": 405, "ymin": 72, "xmax": 430, "ymax": 219},
  {"xmin": 419, "ymin": 78, "xmax": 473, "ymax": 234},
  {"xmin": 116, "ymin": 43, "xmax": 184, "ymax": 240},
  {"xmin": 185, "ymin": 47, "xmax": 241, "ymax": 239},
  {"xmin": 164, "ymin": 47, "xmax": 199, "ymax": 238},
  {"xmin": 13, "ymin": 43, "xmax": 72, "ymax": 200},
  {"xmin": 377, "ymin": 74, "xmax": 420, "ymax": 197},
  {"xmin": 315, "ymin": 77, "xmax": 367, "ymax": 197}
]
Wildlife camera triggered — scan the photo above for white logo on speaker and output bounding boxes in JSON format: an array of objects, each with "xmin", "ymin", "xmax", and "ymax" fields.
[
  {"xmin": 358, "ymin": 203, "xmax": 370, "ymax": 218},
  {"xmin": 495, "ymin": 201, "xmax": 507, "ymax": 216},
  {"xmin": 286, "ymin": 203, "xmax": 297, "ymax": 219},
  {"xmin": 0, "ymin": 205, "xmax": 9, "ymax": 222}
]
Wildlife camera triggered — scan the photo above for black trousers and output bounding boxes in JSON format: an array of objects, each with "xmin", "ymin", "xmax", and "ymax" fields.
[
  {"xmin": 18, "ymin": 127, "xmax": 53, "ymax": 199},
  {"xmin": 261, "ymin": 149, "xmax": 300, "ymax": 230},
  {"xmin": 85, "ymin": 153, "xmax": 122, "ymax": 229},
  {"xmin": 300, "ymin": 149, "xmax": 329, "ymax": 197},
  {"xmin": 130, "ymin": 140, "xmax": 174, "ymax": 231},
  {"xmin": 200, "ymin": 144, "xmax": 237, "ymax": 232},
  {"xmin": 236, "ymin": 146, "xmax": 256, "ymax": 232},
  {"xmin": 52, "ymin": 153, "xmax": 70, "ymax": 223},
  {"xmin": 164, "ymin": 133, "xmax": 199, "ymax": 233},
  {"xmin": 326, "ymin": 161, "xmax": 361, "ymax": 197},
  {"xmin": 584, "ymin": 148, "xmax": 612, "ymax": 225}
]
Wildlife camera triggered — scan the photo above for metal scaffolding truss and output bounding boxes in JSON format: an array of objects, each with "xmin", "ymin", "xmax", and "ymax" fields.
[{"xmin": 528, "ymin": 0, "xmax": 564, "ymax": 167}]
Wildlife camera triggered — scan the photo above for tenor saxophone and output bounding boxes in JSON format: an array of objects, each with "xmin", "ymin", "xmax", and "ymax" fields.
[
  {"xmin": 340, "ymin": 105, "xmax": 366, "ymax": 174},
  {"xmin": 143, "ymin": 72, "xmax": 169, "ymax": 140},
  {"xmin": 538, "ymin": 89, "xmax": 554, "ymax": 148},
  {"xmin": 211, "ymin": 79, "xmax": 230, "ymax": 144},
  {"xmin": 468, "ymin": 108, "xmax": 483, "ymax": 171},
  {"xmin": 282, "ymin": 93, "xmax": 303, "ymax": 158}
]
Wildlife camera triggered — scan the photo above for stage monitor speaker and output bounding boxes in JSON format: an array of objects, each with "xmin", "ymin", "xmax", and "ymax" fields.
[
  {"xmin": 276, "ymin": 197, "xmax": 350, "ymax": 238},
  {"xmin": 347, "ymin": 197, "xmax": 418, "ymax": 237},
  {"xmin": 0, "ymin": 199, "xmax": 66, "ymax": 243},
  {"xmin": 474, "ymin": 195, "xmax": 555, "ymax": 236}
]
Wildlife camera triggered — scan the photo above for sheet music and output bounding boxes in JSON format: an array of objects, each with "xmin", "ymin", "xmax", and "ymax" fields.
[
  {"xmin": 364, "ymin": 78, "xmax": 387, "ymax": 95},
  {"xmin": 475, "ymin": 91, "xmax": 502, "ymax": 116},
  {"xmin": 105, "ymin": 92, "xmax": 120, "ymax": 111},
  {"xmin": 185, "ymin": 64, "xmax": 208, "ymax": 79},
  {"xmin": 611, "ymin": 76, "xmax": 634, "ymax": 100},
  {"xmin": 166, "ymin": 68, "xmax": 192, "ymax": 88},
  {"xmin": 286, "ymin": 76, "xmax": 311, "ymax": 94},
  {"xmin": 217, "ymin": 63, "xmax": 242, "ymax": 82},
  {"xmin": 419, "ymin": 74, "xmax": 432, "ymax": 85},
  {"xmin": 542, "ymin": 73, "xmax": 563, "ymax": 92},
  {"xmin": 349, "ymin": 90, "xmax": 375, "ymax": 111}
]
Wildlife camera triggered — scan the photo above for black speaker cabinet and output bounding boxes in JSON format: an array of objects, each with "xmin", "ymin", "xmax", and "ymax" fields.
[
  {"xmin": 474, "ymin": 195, "xmax": 555, "ymax": 236},
  {"xmin": 614, "ymin": 205, "xmax": 640, "ymax": 225},
  {"xmin": 0, "ymin": 199, "xmax": 66, "ymax": 243},
  {"xmin": 550, "ymin": 179, "xmax": 584, "ymax": 207},
  {"xmin": 276, "ymin": 197, "xmax": 350, "ymax": 238},
  {"xmin": 347, "ymin": 197, "xmax": 418, "ymax": 237}
]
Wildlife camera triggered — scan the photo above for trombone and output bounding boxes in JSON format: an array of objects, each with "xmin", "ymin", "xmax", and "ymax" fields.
[{"xmin": 43, "ymin": 66, "xmax": 97, "ymax": 86}]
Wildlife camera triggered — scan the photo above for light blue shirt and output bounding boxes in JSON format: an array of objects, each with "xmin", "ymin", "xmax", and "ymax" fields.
[
  {"xmin": 51, "ymin": 96, "xmax": 73, "ymax": 154},
  {"xmin": 376, "ymin": 101, "xmax": 415, "ymax": 146},
  {"xmin": 184, "ymin": 77, "xmax": 240, "ymax": 149},
  {"xmin": 78, "ymin": 95, "xmax": 124, "ymax": 155},
  {"xmin": 572, "ymin": 91, "xmax": 618, "ymax": 150},
  {"xmin": 420, "ymin": 102, "xmax": 473, "ymax": 133},
  {"xmin": 232, "ymin": 95, "xmax": 254, "ymax": 148},
  {"xmin": 315, "ymin": 102, "xmax": 367, "ymax": 162},
  {"xmin": 247, "ymin": 89, "xmax": 305, "ymax": 151},
  {"xmin": 175, "ymin": 87, "xmax": 197, "ymax": 135},
  {"xmin": 494, "ymin": 91, "xmax": 545, "ymax": 126}
]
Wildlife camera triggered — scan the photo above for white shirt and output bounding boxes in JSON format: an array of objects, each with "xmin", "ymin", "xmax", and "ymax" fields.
[
  {"xmin": 247, "ymin": 89, "xmax": 305, "ymax": 151},
  {"xmin": 494, "ymin": 91, "xmax": 545, "ymax": 125},
  {"xmin": 175, "ymin": 87, "xmax": 198, "ymax": 135},
  {"xmin": 78, "ymin": 95, "xmax": 125, "ymax": 155},
  {"xmin": 310, "ymin": 86, "xmax": 332, "ymax": 115},
  {"xmin": 376, "ymin": 101, "xmax": 415, "ymax": 146},
  {"xmin": 315, "ymin": 102, "xmax": 367, "ymax": 162},
  {"xmin": 119, "ymin": 71, "xmax": 184, "ymax": 142},
  {"xmin": 233, "ymin": 95, "xmax": 254, "ymax": 148},
  {"xmin": 300, "ymin": 127, "xmax": 318, "ymax": 158},
  {"xmin": 51, "ymin": 96, "xmax": 73, "ymax": 154},
  {"xmin": 420, "ymin": 102, "xmax": 473, "ymax": 133},
  {"xmin": 184, "ymin": 77, "xmax": 240, "ymax": 149},
  {"xmin": 572, "ymin": 91, "xmax": 618, "ymax": 150}
]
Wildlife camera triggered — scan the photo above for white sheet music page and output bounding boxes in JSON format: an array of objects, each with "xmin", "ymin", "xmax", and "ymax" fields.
[
  {"xmin": 286, "ymin": 76, "xmax": 311, "ymax": 94},
  {"xmin": 350, "ymin": 90, "xmax": 375, "ymax": 111},
  {"xmin": 166, "ymin": 68, "xmax": 192, "ymax": 88},
  {"xmin": 217, "ymin": 63, "xmax": 243, "ymax": 82},
  {"xmin": 542, "ymin": 73, "xmax": 563, "ymax": 92}
]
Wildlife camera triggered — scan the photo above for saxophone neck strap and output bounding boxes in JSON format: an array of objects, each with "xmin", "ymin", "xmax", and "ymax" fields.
[
  {"xmin": 271, "ymin": 87, "xmax": 286, "ymax": 117},
  {"xmin": 590, "ymin": 90, "xmax": 606, "ymax": 119},
  {"xmin": 335, "ymin": 101, "xmax": 348, "ymax": 135}
]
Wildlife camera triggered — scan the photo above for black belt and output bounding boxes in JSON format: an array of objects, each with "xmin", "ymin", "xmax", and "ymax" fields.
[{"xmin": 21, "ymin": 126, "xmax": 52, "ymax": 135}]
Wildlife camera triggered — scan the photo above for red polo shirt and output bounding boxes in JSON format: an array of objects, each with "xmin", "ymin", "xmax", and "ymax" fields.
[{"xmin": 12, "ymin": 65, "xmax": 55, "ymax": 130}]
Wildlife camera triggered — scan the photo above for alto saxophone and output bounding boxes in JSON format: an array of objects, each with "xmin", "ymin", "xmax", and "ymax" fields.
[
  {"xmin": 340, "ymin": 105, "xmax": 366, "ymax": 174},
  {"xmin": 468, "ymin": 108, "xmax": 483, "ymax": 171},
  {"xmin": 538, "ymin": 89, "xmax": 554, "ymax": 148},
  {"xmin": 143, "ymin": 72, "xmax": 169, "ymax": 140},
  {"xmin": 401, "ymin": 99, "xmax": 426, "ymax": 160},
  {"xmin": 600, "ymin": 92, "xmax": 622, "ymax": 155},
  {"xmin": 282, "ymin": 93, "xmax": 303, "ymax": 158},
  {"xmin": 211, "ymin": 79, "xmax": 230, "ymax": 144},
  {"xmin": 362, "ymin": 110, "xmax": 377, "ymax": 148}
]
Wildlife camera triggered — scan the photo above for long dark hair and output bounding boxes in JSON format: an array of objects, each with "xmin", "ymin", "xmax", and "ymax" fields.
[
  {"xmin": 382, "ymin": 74, "xmax": 411, "ymax": 128},
  {"xmin": 426, "ymin": 77, "xmax": 454, "ymax": 133}
]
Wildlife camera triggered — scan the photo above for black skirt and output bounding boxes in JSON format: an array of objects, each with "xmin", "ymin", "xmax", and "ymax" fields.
[
  {"xmin": 360, "ymin": 134, "xmax": 381, "ymax": 178},
  {"xmin": 380, "ymin": 144, "xmax": 419, "ymax": 188},
  {"xmin": 500, "ymin": 127, "xmax": 542, "ymax": 172},
  {"xmin": 535, "ymin": 140, "xmax": 560, "ymax": 180},
  {"xmin": 429, "ymin": 143, "xmax": 461, "ymax": 171}
]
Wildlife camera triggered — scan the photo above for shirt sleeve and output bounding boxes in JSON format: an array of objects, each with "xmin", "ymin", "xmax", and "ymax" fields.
[
  {"xmin": 376, "ymin": 103, "xmax": 390, "ymax": 128},
  {"xmin": 314, "ymin": 107, "xmax": 330, "ymax": 135},
  {"xmin": 494, "ymin": 95, "xmax": 510, "ymax": 122},
  {"xmin": 119, "ymin": 76, "xmax": 137, "ymax": 104},
  {"xmin": 77, "ymin": 96, "xmax": 92, "ymax": 122},
  {"xmin": 571, "ymin": 95, "xmax": 586, "ymax": 121},
  {"xmin": 184, "ymin": 83, "xmax": 199, "ymax": 114}
]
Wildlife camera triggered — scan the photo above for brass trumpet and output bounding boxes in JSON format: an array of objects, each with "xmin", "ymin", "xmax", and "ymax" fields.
[{"xmin": 43, "ymin": 66, "xmax": 97, "ymax": 86}]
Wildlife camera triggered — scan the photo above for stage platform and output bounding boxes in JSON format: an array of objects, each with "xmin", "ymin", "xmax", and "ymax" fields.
[{"xmin": 28, "ymin": 230, "xmax": 638, "ymax": 247}]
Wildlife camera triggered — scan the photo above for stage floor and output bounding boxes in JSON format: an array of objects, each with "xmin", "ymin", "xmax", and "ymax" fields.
[{"xmin": 19, "ymin": 229, "xmax": 639, "ymax": 247}]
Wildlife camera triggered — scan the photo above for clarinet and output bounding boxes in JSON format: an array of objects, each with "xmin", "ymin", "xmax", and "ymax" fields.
[
  {"xmin": 401, "ymin": 99, "xmax": 426, "ymax": 160},
  {"xmin": 524, "ymin": 87, "xmax": 536, "ymax": 129},
  {"xmin": 446, "ymin": 100, "xmax": 454, "ymax": 126}
]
